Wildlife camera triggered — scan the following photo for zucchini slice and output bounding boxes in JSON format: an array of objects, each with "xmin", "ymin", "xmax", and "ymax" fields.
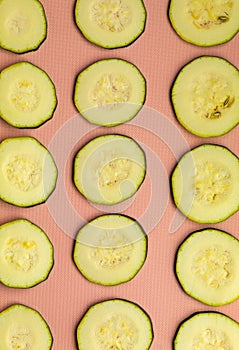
[
  {"xmin": 0, "ymin": 62, "xmax": 57, "ymax": 128},
  {"xmin": 171, "ymin": 56, "xmax": 239, "ymax": 137},
  {"xmin": 74, "ymin": 58, "xmax": 146, "ymax": 127},
  {"xmin": 0, "ymin": 0, "xmax": 47, "ymax": 53},
  {"xmin": 169, "ymin": 0, "xmax": 239, "ymax": 46},
  {"xmin": 73, "ymin": 214, "xmax": 147, "ymax": 285},
  {"xmin": 0, "ymin": 304, "xmax": 52, "ymax": 350},
  {"xmin": 176, "ymin": 228, "xmax": 239, "ymax": 306},
  {"xmin": 174, "ymin": 312, "xmax": 239, "ymax": 350},
  {"xmin": 0, "ymin": 219, "xmax": 54, "ymax": 288},
  {"xmin": 73, "ymin": 134, "xmax": 146, "ymax": 205},
  {"xmin": 77, "ymin": 299, "xmax": 153, "ymax": 350},
  {"xmin": 171, "ymin": 144, "xmax": 239, "ymax": 223},
  {"xmin": 0, "ymin": 136, "xmax": 58, "ymax": 207},
  {"xmin": 74, "ymin": 0, "xmax": 146, "ymax": 48}
]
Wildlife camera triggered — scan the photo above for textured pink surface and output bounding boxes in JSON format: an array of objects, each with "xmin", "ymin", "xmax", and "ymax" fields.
[{"xmin": 1, "ymin": 1, "xmax": 239, "ymax": 349}]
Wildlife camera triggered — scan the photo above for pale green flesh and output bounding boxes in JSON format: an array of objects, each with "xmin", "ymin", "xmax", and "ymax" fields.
[
  {"xmin": 73, "ymin": 134, "xmax": 146, "ymax": 205},
  {"xmin": 0, "ymin": 219, "xmax": 53, "ymax": 288},
  {"xmin": 0, "ymin": 137, "xmax": 58, "ymax": 207},
  {"xmin": 0, "ymin": 0, "xmax": 47, "ymax": 53},
  {"xmin": 74, "ymin": 59, "xmax": 146, "ymax": 126},
  {"xmin": 73, "ymin": 214, "xmax": 147, "ymax": 286},
  {"xmin": 171, "ymin": 144, "xmax": 239, "ymax": 223},
  {"xmin": 174, "ymin": 312, "xmax": 239, "ymax": 350},
  {"xmin": 0, "ymin": 62, "xmax": 57, "ymax": 128},
  {"xmin": 75, "ymin": 0, "xmax": 146, "ymax": 48},
  {"xmin": 0, "ymin": 304, "xmax": 52, "ymax": 350},
  {"xmin": 169, "ymin": 0, "xmax": 239, "ymax": 46},
  {"xmin": 176, "ymin": 229, "xmax": 239, "ymax": 306},
  {"xmin": 171, "ymin": 56, "xmax": 239, "ymax": 137},
  {"xmin": 77, "ymin": 299, "xmax": 153, "ymax": 350}
]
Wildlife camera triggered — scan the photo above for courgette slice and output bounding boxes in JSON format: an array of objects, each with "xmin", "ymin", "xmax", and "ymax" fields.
[
  {"xmin": 73, "ymin": 214, "xmax": 147, "ymax": 285},
  {"xmin": 169, "ymin": 0, "xmax": 239, "ymax": 46},
  {"xmin": 73, "ymin": 134, "xmax": 146, "ymax": 205},
  {"xmin": 171, "ymin": 144, "xmax": 239, "ymax": 223},
  {"xmin": 0, "ymin": 136, "xmax": 58, "ymax": 207},
  {"xmin": 0, "ymin": 304, "xmax": 52, "ymax": 350},
  {"xmin": 171, "ymin": 56, "xmax": 239, "ymax": 137},
  {"xmin": 0, "ymin": 219, "xmax": 54, "ymax": 288},
  {"xmin": 74, "ymin": 58, "xmax": 146, "ymax": 126},
  {"xmin": 176, "ymin": 228, "xmax": 239, "ymax": 306},
  {"xmin": 0, "ymin": 0, "xmax": 47, "ymax": 53},
  {"xmin": 174, "ymin": 312, "xmax": 239, "ymax": 350},
  {"xmin": 0, "ymin": 62, "xmax": 57, "ymax": 128},
  {"xmin": 74, "ymin": 0, "xmax": 146, "ymax": 48},
  {"xmin": 77, "ymin": 299, "xmax": 153, "ymax": 350}
]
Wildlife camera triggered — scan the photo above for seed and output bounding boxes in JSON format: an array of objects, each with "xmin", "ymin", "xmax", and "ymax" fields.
[
  {"xmin": 218, "ymin": 15, "xmax": 229, "ymax": 23},
  {"xmin": 223, "ymin": 96, "xmax": 230, "ymax": 107},
  {"xmin": 212, "ymin": 111, "xmax": 221, "ymax": 118}
]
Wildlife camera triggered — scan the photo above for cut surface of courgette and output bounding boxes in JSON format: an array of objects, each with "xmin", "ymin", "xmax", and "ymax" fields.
[
  {"xmin": 176, "ymin": 228, "xmax": 239, "ymax": 306},
  {"xmin": 73, "ymin": 214, "xmax": 147, "ymax": 285},
  {"xmin": 74, "ymin": 58, "xmax": 146, "ymax": 126},
  {"xmin": 169, "ymin": 0, "xmax": 239, "ymax": 46},
  {"xmin": 73, "ymin": 134, "xmax": 146, "ymax": 205},
  {"xmin": 171, "ymin": 144, "xmax": 239, "ymax": 223},
  {"xmin": 0, "ymin": 219, "xmax": 54, "ymax": 288},
  {"xmin": 0, "ymin": 304, "xmax": 52, "ymax": 350},
  {"xmin": 74, "ymin": 0, "xmax": 146, "ymax": 48},
  {"xmin": 77, "ymin": 299, "xmax": 153, "ymax": 350},
  {"xmin": 0, "ymin": 62, "xmax": 57, "ymax": 128},
  {"xmin": 174, "ymin": 312, "xmax": 239, "ymax": 350},
  {"xmin": 0, "ymin": 136, "xmax": 58, "ymax": 207},
  {"xmin": 171, "ymin": 56, "xmax": 239, "ymax": 137},
  {"xmin": 0, "ymin": 0, "xmax": 47, "ymax": 53}
]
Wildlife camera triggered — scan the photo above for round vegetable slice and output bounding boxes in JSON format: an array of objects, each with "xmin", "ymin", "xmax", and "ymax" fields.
[
  {"xmin": 176, "ymin": 228, "xmax": 239, "ymax": 306},
  {"xmin": 0, "ymin": 219, "xmax": 54, "ymax": 288},
  {"xmin": 73, "ymin": 214, "xmax": 147, "ymax": 285},
  {"xmin": 73, "ymin": 134, "xmax": 146, "ymax": 205},
  {"xmin": 0, "ymin": 136, "xmax": 58, "ymax": 207},
  {"xmin": 171, "ymin": 144, "xmax": 239, "ymax": 223},
  {"xmin": 74, "ymin": 0, "xmax": 146, "ymax": 49},
  {"xmin": 77, "ymin": 299, "xmax": 153, "ymax": 350},
  {"xmin": 171, "ymin": 56, "xmax": 239, "ymax": 137},
  {"xmin": 0, "ymin": 61, "xmax": 57, "ymax": 128},
  {"xmin": 74, "ymin": 58, "xmax": 146, "ymax": 127},
  {"xmin": 174, "ymin": 312, "xmax": 239, "ymax": 350},
  {"xmin": 0, "ymin": 304, "xmax": 52, "ymax": 350},
  {"xmin": 168, "ymin": 0, "xmax": 239, "ymax": 46},
  {"xmin": 0, "ymin": 0, "xmax": 47, "ymax": 53}
]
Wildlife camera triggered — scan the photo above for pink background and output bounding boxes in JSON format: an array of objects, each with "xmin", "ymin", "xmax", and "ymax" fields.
[{"xmin": 1, "ymin": 0, "xmax": 239, "ymax": 348}]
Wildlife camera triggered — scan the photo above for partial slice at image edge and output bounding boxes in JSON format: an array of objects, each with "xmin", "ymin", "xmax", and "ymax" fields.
[
  {"xmin": 74, "ymin": 0, "xmax": 147, "ymax": 48},
  {"xmin": 77, "ymin": 299, "xmax": 153, "ymax": 350},
  {"xmin": 0, "ymin": 0, "xmax": 47, "ymax": 53},
  {"xmin": 0, "ymin": 304, "xmax": 53, "ymax": 350}
]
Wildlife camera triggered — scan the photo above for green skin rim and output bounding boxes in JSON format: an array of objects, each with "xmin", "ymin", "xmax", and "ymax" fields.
[
  {"xmin": 0, "ymin": 0, "xmax": 47, "ymax": 54},
  {"xmin": 77, "ymin": 299, "xmax": 154, "ymax": 350},
  {"xmin": 0, "ymin": 136, "xmax": 58, "ymax": 208},
  {"xmin": 0, "ymin": 219, "xmax": 54, "ymax": 289},
  {"xmin": 73, "ymin": 214, "xmax": 147, "ymax": 286},
  {"xmin": 74, "ymin": 0, "xmax": 147, "ymax": 49},
  {"xmin": 168, "ymin": 0, "xmax": 239, "ymax": 47},
  {"xmin": 0, "ymin": 61, "xmax": 57, "ymax": 128},
  {"xmin": 175, "ymin": 228, "xmax": 239, "ymax": 306},
  {"xmin": 174, "ymin": 311, "xmax": 239, "ymax": 349},
  {"xmin": 0, "ymin": 304, "xmax": 53, "ymax": 349},
  {"xmin": 73, "ymin": 58, "xmax": 147, "ymax": 127},
  {"xmin": 73, "ymin": 134, "xmax": 146, "ymax": 205},
  {"xmin": 171, "ymin": 143, "xmax": 239, "ymax": 224},
  {"xmin": 170, "ymin": 55, "xmax": 239, "ymax": 137}
]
